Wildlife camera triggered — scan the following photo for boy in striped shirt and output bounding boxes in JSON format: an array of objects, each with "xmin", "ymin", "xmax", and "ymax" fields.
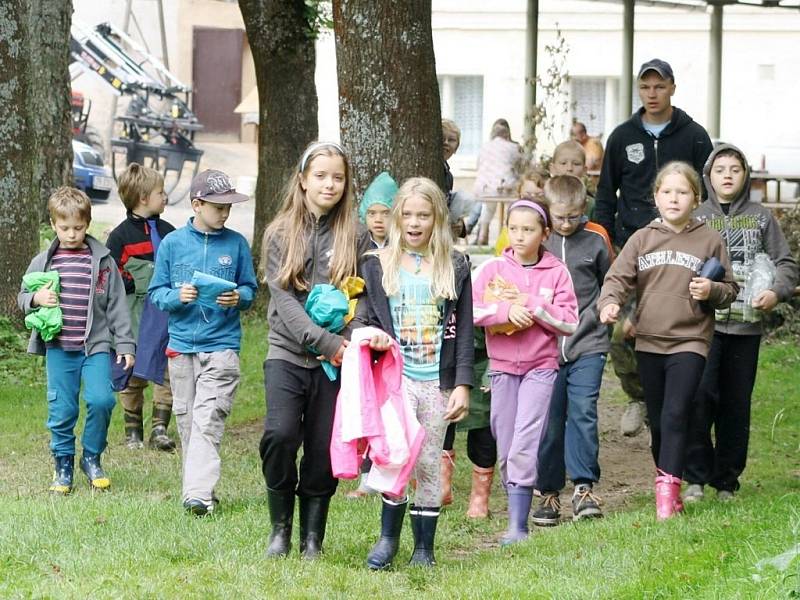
[{"xmin": 18, "ymin": 187, "xmax": 135, "ymax": 494}]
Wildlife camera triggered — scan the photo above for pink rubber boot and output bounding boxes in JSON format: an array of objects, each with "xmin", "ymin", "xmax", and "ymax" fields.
[{"xmin": 655, "ymin": 470, "xmax": 684, "ymax": 520}]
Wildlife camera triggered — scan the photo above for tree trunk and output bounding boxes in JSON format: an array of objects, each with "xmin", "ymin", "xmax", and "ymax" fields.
[
  {"xmin": 238, "ymin": 0, "xmax": 319, "ymax": 268},
  {"xmin": 333, "ymin": 0, "xmax": 443, "ymax": 197},
  {"xmin": 28, "ymin": 0, "xmax": 74, "ymax": 221},
  {"xmin": 0, "ymin": 0, "xmax": 72, "ymax": 322}
]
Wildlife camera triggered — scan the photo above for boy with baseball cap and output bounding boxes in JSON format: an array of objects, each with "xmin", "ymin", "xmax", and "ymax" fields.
[{"xmin": 149, "ymin": 169, "xmax": 258, "ymax": 516}]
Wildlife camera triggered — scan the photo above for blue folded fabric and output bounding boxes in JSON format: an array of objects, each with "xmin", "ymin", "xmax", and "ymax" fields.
[{"xmin": 190, "ymin": 271, "xmax": 237, "ymax": 310}]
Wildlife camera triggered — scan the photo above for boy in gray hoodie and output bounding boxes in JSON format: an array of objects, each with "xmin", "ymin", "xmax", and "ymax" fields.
[
  {"xmin": 685, "ymin": 144, "xmax": 798, "ymax": 502},
  {"xmin": 533, "ymin": 175, "xmax": 614, "ymax": 525}
]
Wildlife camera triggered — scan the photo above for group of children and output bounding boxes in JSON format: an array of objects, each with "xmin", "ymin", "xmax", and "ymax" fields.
[{"xmin": 18, "ymin": 120, "xmax": 796, "ymax": 567}]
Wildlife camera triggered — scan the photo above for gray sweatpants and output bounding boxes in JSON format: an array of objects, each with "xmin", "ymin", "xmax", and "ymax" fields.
[{"xmin": 169, "ymin": 350, "xmax": 240, "ymax": 503}]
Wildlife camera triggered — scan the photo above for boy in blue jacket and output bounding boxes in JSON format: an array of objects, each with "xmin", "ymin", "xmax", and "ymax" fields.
[{"xmin": 149, "ymin": 169, "xmax": 258, "ymax": 516}]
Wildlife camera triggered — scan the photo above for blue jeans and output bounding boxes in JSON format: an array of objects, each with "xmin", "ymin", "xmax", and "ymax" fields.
[
  {"xmin": 46, "ymin": 349, "xmax": 116, "ymax": 457},
  {"xmin": 536, "ymin": 353, "xmax": 606, "ymax": 492}
]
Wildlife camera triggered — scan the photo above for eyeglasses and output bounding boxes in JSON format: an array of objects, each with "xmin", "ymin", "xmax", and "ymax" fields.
[{"xmin": 551, "ymin": 214, "xmax": 583, "ymax": 224}]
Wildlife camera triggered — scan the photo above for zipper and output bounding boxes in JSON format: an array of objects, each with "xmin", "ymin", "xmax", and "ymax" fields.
[
  {"xmin": 307, "ymin": 218, "xmax": 320, "ymax": 366},
  {"xmin": 559, "ymin": 235, "xmax": 568, "ymax": 363},
  {"xmin": 192, "ymin": 232, "xmax": 209, "ymax": 351},
  {"xmin": 653, "ymin": 137, "xmax": 660, "ymax": 170}
]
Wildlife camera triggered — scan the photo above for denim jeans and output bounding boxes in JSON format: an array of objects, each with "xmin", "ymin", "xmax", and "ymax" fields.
[
  {"xmin": 46, "ymin": 348, "xmax": 116, "ymax": 457},
  {"xmin": 536, "ymin": 353, "xmax": 606, "ymax": 492}
]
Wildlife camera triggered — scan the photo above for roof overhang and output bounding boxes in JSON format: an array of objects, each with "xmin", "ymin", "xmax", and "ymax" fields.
[{"xmin": 581, "ymin": 0, "xmax": 800, "ymax": 11}]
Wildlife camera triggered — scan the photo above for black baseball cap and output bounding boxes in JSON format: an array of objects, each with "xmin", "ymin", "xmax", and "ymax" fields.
[
  {"xmin": 637, "ymin": 59, "xmax": 674, "ymax": 82},
  {"xmin": 190, "ymin": 169, "xmax": 249, "ymax": 204}
]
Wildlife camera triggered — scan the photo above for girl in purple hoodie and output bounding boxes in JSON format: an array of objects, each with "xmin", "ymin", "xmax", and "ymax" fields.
[{"xmin": 472, "ymin": 199, "xmax": 578, "ymax": 544}]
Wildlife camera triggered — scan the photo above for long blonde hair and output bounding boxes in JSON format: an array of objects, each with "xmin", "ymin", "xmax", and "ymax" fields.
[
  {"xmin": 381, "ymin": 177, "xmax": 457, "ymax": 300},
  {"xmin": 260, "ymin": 142, "xmax": 358, "ymax": 290}
]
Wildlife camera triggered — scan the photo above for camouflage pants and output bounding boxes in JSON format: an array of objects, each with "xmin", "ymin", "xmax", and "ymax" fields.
[{"xmin": 609, "ymin": 302, "xmax": 644, "ymax": 402}]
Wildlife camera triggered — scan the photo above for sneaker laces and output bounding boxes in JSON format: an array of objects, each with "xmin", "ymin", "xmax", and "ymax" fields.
[
  {"xmin": 541, "ymin": 493, "xmax": 561, "ymax": 511},
  {"xmin": 573, "ymin": 486, "xmax": 601, "ymax": 508}
]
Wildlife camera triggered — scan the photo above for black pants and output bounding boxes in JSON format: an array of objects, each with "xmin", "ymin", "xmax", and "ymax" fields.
[
  {"xmin": 637, "ymin": 351, "xmax": 706, "ymax": 478},
  {"xmin": 441, "ymin": 423, "xmax": 496, "ymax": 469},
  {"xmin": 684, "ymin": 333, "xmax": 761, "ymax": 492},
  {"xmin": 259, "ymin": 359, "xmax": 339, "ymax": 498}
]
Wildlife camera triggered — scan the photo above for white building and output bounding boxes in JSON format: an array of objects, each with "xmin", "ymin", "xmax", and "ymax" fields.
[{"xmin": 72, "ymin": 1, "xmax": 800, "ymax": 184}]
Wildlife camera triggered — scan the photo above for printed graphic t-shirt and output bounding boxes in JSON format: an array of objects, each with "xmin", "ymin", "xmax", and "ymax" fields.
[{"xmin": 388, "ymin": 269, "xmax": 444, "ymax": 381}]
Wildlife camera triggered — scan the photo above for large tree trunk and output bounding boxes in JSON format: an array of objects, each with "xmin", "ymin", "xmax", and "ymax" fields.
[
  {"xmin": 29, "ymin": 0, "xmax": 74, "ymax": 221},
  {"xmin": 0, "ymin": 0, "xmax": 73, "ymax": 321},
  {"xmin": 238, "ymin": 0, "xmax": 319, "ymax": 267},
  {"xmin": 333, "ymin": 0, "xmax": 443, "ymax": 197}
]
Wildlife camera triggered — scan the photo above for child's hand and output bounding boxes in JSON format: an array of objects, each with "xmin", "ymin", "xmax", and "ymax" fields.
[
  {"xmin": 752, "ymin": 289, "xmax": 778, "ymax": 311},
  {"xmin": 508, "ymin": 304, "xmax": 533, "ymax": 329},
  {"xmin": 600, "ymin": 303, "xmax": 620, "ymax": 324},
  {"xmin": 216, "ymin": 289, "xmax": 240, "ymax": 307},
  {"xmin": 689, "ymin": 277, "xmax": 711, "ymax": 301},
  {"xmin": 33, "ymin": 281, "xmax": 58, "ymax": 308},
  {"xmin": 117, "ymin": 353, "xmax": 135, "ymax": 370},
  {"xmin": 318, "ymin": 340, "xmax": 349, "ymax": 367},
  {"xmin": 361, "ymin": 331, "xmax": 392, "ymax": 351},
  {"xmin": 444, "ymin": 385, "xmax": 470, "ymax": 422},
  {"xmin": 179, "ymin": 284, "xmax": 198, "ymax": 304},
  {"xmin": 622, "ymin": 317, "xmax": 637, "ymax": 339}
]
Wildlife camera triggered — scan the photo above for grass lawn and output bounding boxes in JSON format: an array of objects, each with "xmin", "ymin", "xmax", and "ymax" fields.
[{"xmin": 0, "ymin": 315, "xmax": 798, "ymax": 598}]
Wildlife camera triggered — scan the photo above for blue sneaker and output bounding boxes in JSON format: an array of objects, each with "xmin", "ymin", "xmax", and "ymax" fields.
[
  {"xmin": 49, "ymin": 455, "xmax": 74, "ymax": 495},
  {"xmin": 80, "ymin": 453, "xmax": 110, "ymax": 490}
]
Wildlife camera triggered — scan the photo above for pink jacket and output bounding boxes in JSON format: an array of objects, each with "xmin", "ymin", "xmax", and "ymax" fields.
[
  {"xmin": 330, "ymin": 326, "xmax": 425, "ymax": 496},
  {"xmin": 472, "ymin": 248, "xmax": 578, "ymax": 374}
]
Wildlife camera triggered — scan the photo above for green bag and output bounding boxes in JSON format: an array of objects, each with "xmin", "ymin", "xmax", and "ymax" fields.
[{"xmin": 22, "ymin": 271, "xmax": 62, "ymax": 342}]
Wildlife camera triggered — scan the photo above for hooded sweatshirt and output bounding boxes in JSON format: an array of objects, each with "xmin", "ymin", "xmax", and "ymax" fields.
[
  {"xmin": 694, "ymin": 143, "xmax": 799, "ymax": 336},
  {"xmin": 598, "ymin": 218, "xmax": 738, "ymax": 357},
  {"xmin": 473, "ymin": 248, "xmax": 578, "ymax": 374},
  {"xmin": 18, "ymin": 235, "xmax": 136, "ymax": 357},
  {"xmin": 148, "ymin": 218, "xmax": 257, "ymax": 353},
  {"xmin": 264, "ymin": 214, "xmax": 371, "ymax": 368},
  {"xmin": 544, "ymin": 219, "xmax": 613, "ymax": 364},
  {"xmin": 595, "ymin": 107, "xmax": 713, "ymax": 247}
]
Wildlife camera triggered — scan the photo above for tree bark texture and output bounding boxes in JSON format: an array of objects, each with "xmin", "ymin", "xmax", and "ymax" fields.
[
  {"xmin": 238, "ymin": 0, "xmax": 319, "ymax": 266},
  {"xmin": 333, "ymin": 0, "xmax": 443, "ymax": 197},
  {"xmin": 0, "ymin": 0, "xmax": 72, "ymax": 321}
]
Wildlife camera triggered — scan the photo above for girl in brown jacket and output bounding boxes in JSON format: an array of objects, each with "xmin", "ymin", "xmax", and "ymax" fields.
[{"xmin": 598, "ymin": 161, "xmax": 738, "ymax": 520}]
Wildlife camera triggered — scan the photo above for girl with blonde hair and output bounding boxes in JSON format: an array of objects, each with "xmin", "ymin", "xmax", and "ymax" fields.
[{"xmin": 359, "ymin": 176, "xmax": 474, "ymax": 570}]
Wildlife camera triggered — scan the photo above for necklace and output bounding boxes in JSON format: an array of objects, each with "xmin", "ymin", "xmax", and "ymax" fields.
[{"xmin": 404, "ymin": 250, "xmax": 428, "ymax": 275}]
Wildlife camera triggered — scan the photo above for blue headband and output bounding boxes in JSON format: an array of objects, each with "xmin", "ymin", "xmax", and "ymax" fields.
[
  {"xmin": 508, "ymin": 199, "xmax": 548, "ymax": 227},
  {"xmin": 299, "ymin": 142, "xmax": 346, "ymax": 172}
]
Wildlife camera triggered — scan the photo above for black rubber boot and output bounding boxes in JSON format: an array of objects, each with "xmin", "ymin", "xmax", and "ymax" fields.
[
  {"xmin": 49, "ymin": 455, "xmax": 74, "ymax": 495},
  {"xmin": 366, "ymin": 496, "xmax": 407, "ymax": 570},
  {"xmin": 150, "ymin": 407, "xmax": 176, "ymax": 451},
  {"xmin": 265, "ymin": 490, "xmax": 295, "ymax": 557},
  {"xmin": 408, "ymin": 505, "xmax": 440, "ymax": 567},
  {"xmin": 299, "ymin": 496, "xmax": 331, "ymax": 560}
]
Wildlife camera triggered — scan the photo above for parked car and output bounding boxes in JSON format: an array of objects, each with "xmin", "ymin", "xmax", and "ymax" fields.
[{"xmin": 73, "ymin": 139, "xmax": 114, "ymax": 200}]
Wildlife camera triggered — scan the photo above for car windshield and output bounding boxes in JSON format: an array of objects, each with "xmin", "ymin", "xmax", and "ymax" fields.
[{"xmin": 80, "ymin": 151, "xmax": 103, "ymax": 167}]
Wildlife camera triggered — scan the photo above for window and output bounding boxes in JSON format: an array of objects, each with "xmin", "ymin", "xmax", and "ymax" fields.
[
  {"xmin": 571, "ymin": 77, "xmax": 606, "ymax": 138},
  {"xmin": 439, "ymin": 75, "xmax": 483, "ymax": 156}
]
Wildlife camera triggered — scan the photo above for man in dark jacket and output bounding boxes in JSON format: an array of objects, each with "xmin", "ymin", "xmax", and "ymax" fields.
[{"xmin": 594, "ymin": 59, "xmax": 714, "ymax": 436}]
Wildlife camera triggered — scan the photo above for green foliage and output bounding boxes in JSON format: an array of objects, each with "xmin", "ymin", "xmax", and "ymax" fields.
[
  {"xmin": 0, "ymin": 316, "xmax": 41, "ymax": 387},
  {"xmin": 304, "ymin": 0, "xmax": 333, "ymax": 39},
  {"xmin": 765, "ymin": 206, "xmax": 800, "ymax": 339},
  {"xmin": 523, "ymin": 25, "xmax": 573, "ymax": 164}
]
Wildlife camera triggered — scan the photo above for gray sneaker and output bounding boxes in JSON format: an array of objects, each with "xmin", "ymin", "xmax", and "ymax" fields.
[
  {"xmin": 531, "ymin": 492, "xmax": 561, "ymax": 527},
  {"xmin": 621, "ymin": 401, "xmax": 647, "ymax": 436},
  {"xmin": 717, "ymin": 489, "xmax": 735, "ymax": 502},
  {"xmin": 683, "ymin": 484, "xmax": 704, "ymax": 503},
  {"xmin": 572, "ymin": 484, "xmax": 603, "ymax": 521}
]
